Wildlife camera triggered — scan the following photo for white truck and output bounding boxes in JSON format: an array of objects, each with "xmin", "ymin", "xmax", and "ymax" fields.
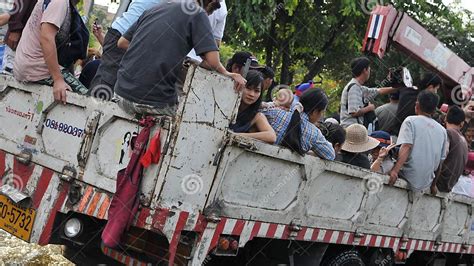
[{"xmin": 0, "ymin": 4, "xmax": 473, "ymax": 266}]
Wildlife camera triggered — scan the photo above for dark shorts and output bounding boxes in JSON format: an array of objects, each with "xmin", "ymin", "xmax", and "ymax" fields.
[
  {"xmin": 89, "ymin": 28, "xmax": 124, "ymax": 100},
  {"xmin": 113, "ymin": 94, "xmax": 177, "ymax": 117},
  {"xmin": 37, "ymin": 69, "xmax": 88, "ymax": 95}
]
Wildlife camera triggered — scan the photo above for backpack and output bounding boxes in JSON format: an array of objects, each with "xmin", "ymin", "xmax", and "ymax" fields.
[
  {"xmin": 346, "ymin": 83, "xmax": 377, "ymax": 129},
  {"xmin": 43, "ymin": 0, "xmax": 89, "ymax": 68},
  {"xmin": 56, "ymin": 1, "xmax": 90, "ymax": 68}
]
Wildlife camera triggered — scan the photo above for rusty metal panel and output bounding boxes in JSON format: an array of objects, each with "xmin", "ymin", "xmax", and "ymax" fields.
[
  {"xmin": 157, "ymin": 66, "xmax": 240, "ymax": 213},
  {"xmin": 440, "ymin": 200, "xmax": 470, "ymax": 244},
  {"xmin": 0, "ymin": 76, "xmax": 169, "ymax": 203},
  {"xmin": 218, "ymin": 149, "xmax": 303, "ymax": 211}
]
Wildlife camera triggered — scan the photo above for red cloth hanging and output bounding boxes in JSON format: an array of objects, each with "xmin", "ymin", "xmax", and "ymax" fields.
[
  {"xmin": 101, "ymin": 117, "xmax": 155, "ymax": 248},
  {"xmin": 140, "ymin": 131, "xmax": 161, "ymax": 168}
]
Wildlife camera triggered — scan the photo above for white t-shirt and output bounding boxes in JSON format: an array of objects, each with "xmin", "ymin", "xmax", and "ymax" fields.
[
  {"xmin": 452, "ymin": 175, "xmax": 473, "ymax": 197},
  {"xmin": 187, "ymin": 0, "xmax": 227, "ymax": 62},
  {"xmin": 397, "ymin": 115, "xmax": 447, "ymax": 191}
]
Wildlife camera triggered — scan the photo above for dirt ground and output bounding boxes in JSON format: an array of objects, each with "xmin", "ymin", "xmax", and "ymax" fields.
[{"xmin": 0, "ymin": 230, "xmax": 73, "ymax": 265}]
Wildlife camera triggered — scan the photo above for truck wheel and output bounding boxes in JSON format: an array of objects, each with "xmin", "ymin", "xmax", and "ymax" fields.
[
  {"xmin": 62, "ymin": 244, "xmax": 122, "ymax": 266},
  {"xmin": 321, "ymin": 250, "xmax": 365, "ymax": 266}
]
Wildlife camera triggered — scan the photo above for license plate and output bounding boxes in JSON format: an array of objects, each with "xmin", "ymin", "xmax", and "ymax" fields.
[{"xmin": 0, "ymin": 195, "xmax": 36, "ymax": 241}]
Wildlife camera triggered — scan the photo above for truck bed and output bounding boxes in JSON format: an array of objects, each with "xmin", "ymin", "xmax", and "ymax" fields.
[{"xmin": 0, "ymin": 65, "xmax": 473, "ymax": 264}]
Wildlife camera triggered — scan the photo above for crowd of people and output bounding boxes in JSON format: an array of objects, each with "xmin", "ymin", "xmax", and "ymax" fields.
[{"xmin": 2, "ymin": 0, "xmax": 474, "ymax": 196}]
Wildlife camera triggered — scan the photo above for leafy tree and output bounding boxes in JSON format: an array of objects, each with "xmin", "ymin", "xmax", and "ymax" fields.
[{"xmin": 224, "ymin": 0, "xmax": 473, "ymax": 115}]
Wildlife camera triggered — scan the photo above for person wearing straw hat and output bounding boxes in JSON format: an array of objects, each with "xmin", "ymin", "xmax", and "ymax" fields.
[
  {"xmin": 388, "ymin": 91, "xmax": 447, "ymax": 192},
  {"xmin": 340, "ymin": 124, "xmax": 380, "ymax": 169}
]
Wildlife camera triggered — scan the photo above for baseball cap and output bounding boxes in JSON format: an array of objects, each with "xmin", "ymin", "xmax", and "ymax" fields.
[
  {"xmin": 370, "ymin": 131, "xmax": 391, "ymax": 148},
  {"xmin": 228, "ymin": 52, "xmax": 265, "ymax": 69}
]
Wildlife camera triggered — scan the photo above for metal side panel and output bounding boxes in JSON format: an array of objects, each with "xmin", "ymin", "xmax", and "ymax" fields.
[
  {"xmin": 208, "ymin": 134, "xmax": 471, "ymax": 243},
  {"xmin": 81, "ymin": 108, "xmax": 171, "ymax": 203},
  {"xmin": 440, "ymin": 199, "xmax": 471, "ymax": 243},
  {"xmin": 0, "ymin": 76, "xmax": 95, "ymax": 172},
  {"xmin": 0, "ymin": 76, "xmax": 170, "ymax": 203},
  {"xmin": 405, "ymin": 193, "xmax": 443, "ymax": 240},
  {"xmin": 157, "ymin": 66, "xmax": 239, "ymax": 212}
]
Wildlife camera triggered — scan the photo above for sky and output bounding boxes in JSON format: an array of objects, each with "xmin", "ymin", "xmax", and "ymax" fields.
[{"xmin": 443, "ymin": 0, "xmax": 474, "ymax": 12}]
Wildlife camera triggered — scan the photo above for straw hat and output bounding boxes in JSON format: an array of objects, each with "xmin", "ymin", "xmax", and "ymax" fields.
[{"xmin": 342, "ymin": 124, "xmax": 380, "ymax": 153}]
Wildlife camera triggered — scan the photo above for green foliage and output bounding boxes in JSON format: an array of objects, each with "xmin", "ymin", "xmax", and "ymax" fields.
[{"xmin": 225, "ymin": 0, "xmax": 474, "ymax": 113}]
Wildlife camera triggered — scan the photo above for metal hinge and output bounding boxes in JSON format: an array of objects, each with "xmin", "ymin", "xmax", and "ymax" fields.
[
  {"xmin": 77, "ymin": 111, "xmax": 101, "ymax": 168},
  {"xmin": 213, "ymin": 136, "xmax": 230, "ymax": 166},
  {"xmin": 15, "ymin": 150, "xmax": 32, "ymax": 165},
  {"xmin": 60, "ymin": 166, "xmax": 77, "ymax": 182}
]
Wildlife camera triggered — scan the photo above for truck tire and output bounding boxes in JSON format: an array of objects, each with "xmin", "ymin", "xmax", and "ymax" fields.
[{"xmin": 321, "ymin": 250, "xmax": 365, "ymax": 266}]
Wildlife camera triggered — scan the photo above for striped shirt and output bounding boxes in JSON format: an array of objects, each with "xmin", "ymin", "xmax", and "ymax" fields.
[
  {"xmin": 340, "ymin": 78, "xmax": 379, "ymax": 128},
  {"xmin": 262, "ymin": 108, "xmax": 335, "ymax": 160}
]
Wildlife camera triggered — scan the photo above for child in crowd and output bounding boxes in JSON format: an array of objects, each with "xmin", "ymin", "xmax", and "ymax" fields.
[
  {"xmin": 369, "ymin": 131, "xmax": 396, "ymax": 174},
  {"xmin": 463, "ymin": 119, "xmax": 474, "ymax": 150},
  {"xmin": 318, "ymin": 121, "xmax": 346, "ymax": 155}
]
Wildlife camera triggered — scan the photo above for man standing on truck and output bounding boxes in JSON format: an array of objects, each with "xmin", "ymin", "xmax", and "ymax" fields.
[
  {"xmin": 114, "ymin": 0, "xmax": 246, "ymax": 116},
  {"xmin": 187, "ymin": 0, "xmax": 228, "ymax": 62},
  {"xmin": 89, "ymin": 0, "xmax": 163, "ymax": 97},
  {"xmin": 433, "ymin": 106, "xmax": 468, "ymax": 193},
  {"xmin": 389, "ymin": 91, "xmax": 447, "ymax": 192},
  {"xmin": 340, "ymin": 57, "xmax": 396, "ymax": 128},
  {"xmin": 13, "ymin": 0, "xmax": 87, "ymax": 103}
]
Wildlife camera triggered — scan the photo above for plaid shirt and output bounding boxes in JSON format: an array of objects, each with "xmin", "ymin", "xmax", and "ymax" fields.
[{"xmin": 263, "ymin": 108, "xmax": 335, "ymax": 160}]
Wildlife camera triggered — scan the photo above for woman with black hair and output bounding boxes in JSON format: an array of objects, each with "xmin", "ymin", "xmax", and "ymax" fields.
[
  {"xmin": 263, "ymin": 88, "xmax": 335, "ymax": 160},
  {"xmin": 230, "ymin": 70, "xmax": 276, "ymax": 144}
]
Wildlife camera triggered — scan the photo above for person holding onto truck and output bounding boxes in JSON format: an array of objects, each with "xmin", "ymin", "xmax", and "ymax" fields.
[
  {"xmin": 0, "ymin": 0, "xmax": 36, "ymax": 74},
  {"xmin": 13, "ymin": 0, "xmax": 88, "ymax": 104},
  {"xmin": 340, "ymin": 56, "xmax": 396, "ymax": 128},
  {"xmin": 339, "ymin": 124, "xmax": 380, "ymax": 169},
  {"xmin": 114, "ymin": 0, "xmax": 245, "ymax": 116},
  {"xmin": 89, "ymin": 0, "xmax": 163, "ymax": 96},
  {"xmin": 263, "ymin": 88, "xmax": 336, "ymax": 160},
  {"xmin": 230, "ymin": 70, "xmax": 276, "ymax": 144},
  {"xmin": 388, "ymin": 91, "xmax": 447, "ymax": 191},
  {"xmin": 433, "ymin": 106, "xmax": 468, "ymax": 193}
]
